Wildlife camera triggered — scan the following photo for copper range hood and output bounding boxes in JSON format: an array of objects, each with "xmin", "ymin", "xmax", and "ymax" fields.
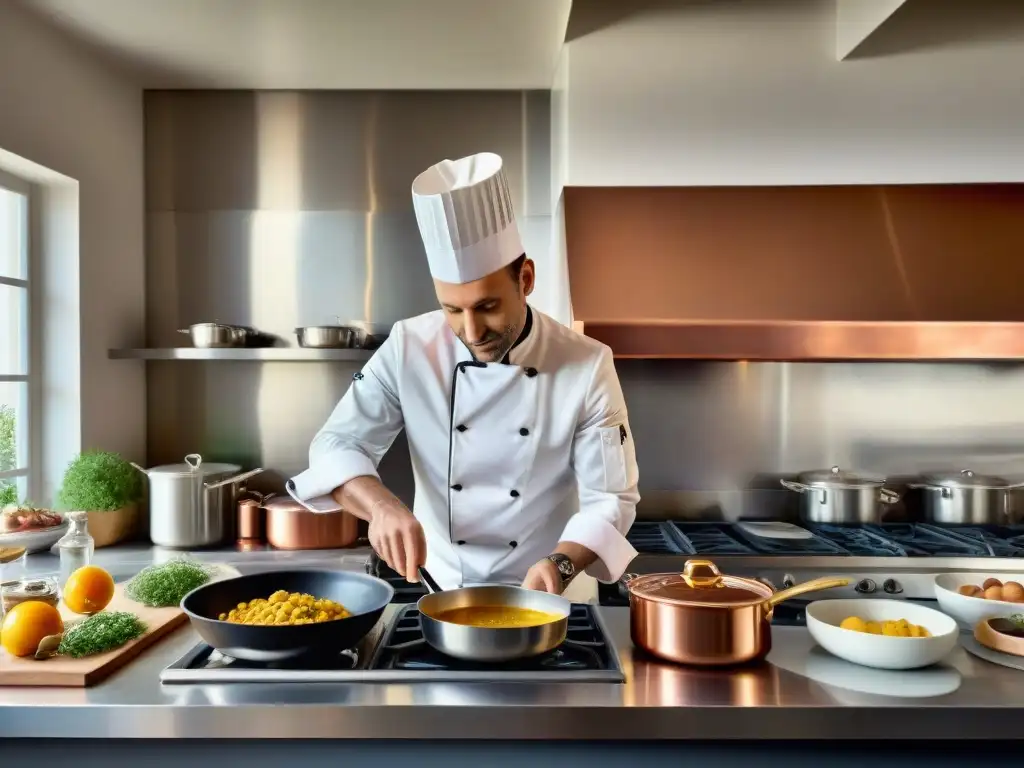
[{"xmin": 564, "ymin": 184, "xmax": 1024, "ymax": 361}]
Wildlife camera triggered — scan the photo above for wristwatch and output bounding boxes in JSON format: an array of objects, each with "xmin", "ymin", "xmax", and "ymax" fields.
[{"xmin": 545, "ymin": 553, "xmax": 576, "ymax": 589}]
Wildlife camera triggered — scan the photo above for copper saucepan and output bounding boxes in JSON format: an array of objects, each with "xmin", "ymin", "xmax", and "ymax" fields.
[{"xmin": 626, "ymin": 559, "xmax": 850, "ymax": 667}]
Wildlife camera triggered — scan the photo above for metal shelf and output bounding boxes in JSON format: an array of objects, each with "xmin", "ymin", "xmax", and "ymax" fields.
[{"xmin": 109, "ymin": 348, "xmax": 374, "ymax": 362}]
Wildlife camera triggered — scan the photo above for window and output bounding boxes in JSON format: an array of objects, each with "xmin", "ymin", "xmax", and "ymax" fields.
[{"xmin": 0, "ymin": 169, "xmax": 31, "ymax": 507}]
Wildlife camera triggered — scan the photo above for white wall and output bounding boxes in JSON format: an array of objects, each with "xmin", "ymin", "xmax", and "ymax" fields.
[
  {"xmin": 563, "ymin": 0, "xmax": 1024, "ymax": 185},
  {"xmin": 0, "ymin": 1, "xmax": 145, "ymax": 499}
]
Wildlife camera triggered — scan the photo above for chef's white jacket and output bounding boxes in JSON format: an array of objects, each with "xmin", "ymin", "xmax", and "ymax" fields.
[{"xmin": 288, "ymin": 306, "xmax": 639, "ymax": 589}]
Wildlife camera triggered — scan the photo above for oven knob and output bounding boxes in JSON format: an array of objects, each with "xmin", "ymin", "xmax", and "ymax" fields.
[
  {"xmin": 782, "ymin": 574, "xmax": 796, "ymax": 589},
  {"xmin": 883, "ymin": 578, "xmax": 903, "ymax": 595},
  {"xmin": 855, "ymin": 579, "xmax": 877, "ymax": 594}
]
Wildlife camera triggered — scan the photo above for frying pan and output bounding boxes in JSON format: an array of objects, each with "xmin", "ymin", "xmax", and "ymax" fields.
[
  {"xmin": 181, "ymin": 569, "xmax": 394, "ymax": 662},
  {"xmin": 416, "ymin": 568, "xmax": 571, "ymax": 662}
]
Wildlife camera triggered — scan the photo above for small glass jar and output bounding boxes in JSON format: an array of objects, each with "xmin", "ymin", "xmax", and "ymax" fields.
[
  {"xmin": 57, "ymin": 511, "xmax": 95, "ymax": 592},
  {"xmin": 1, "ymin": 576, "xmax": 60, "ymax": 615}
]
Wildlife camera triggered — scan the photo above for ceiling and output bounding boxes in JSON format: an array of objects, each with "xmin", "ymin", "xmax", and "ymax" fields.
[{"xmin": 17, "ymin": 0, "xmax": 573, "ymax": 89}]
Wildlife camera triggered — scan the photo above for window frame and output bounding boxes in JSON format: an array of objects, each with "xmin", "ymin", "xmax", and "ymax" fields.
[{"xmin": 0, "ymin": 166, "xmax": 41, "ymax": 504}]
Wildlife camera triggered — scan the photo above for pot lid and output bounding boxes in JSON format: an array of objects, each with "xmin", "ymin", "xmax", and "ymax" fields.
[
  {"xmin": 797, "ymin": 465, "xmax": 885, "ymax": 488},
  {"xmin": 626, "ymin": 559, "xmax": 771, "ymax": 607},
  {"xmin": 920, "ymin": 468, "xmax": 1011, "ymax": 489},
  {"xmin": 145, "ymin": 453, "xmax": 241, "ymax": 477}
]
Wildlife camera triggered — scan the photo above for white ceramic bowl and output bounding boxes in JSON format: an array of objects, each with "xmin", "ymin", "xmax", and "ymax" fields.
[
  {"xmin": 806, "ymin": 598, "xmax": 958, "ymax": 670},
  {"xmin": 934, "ymin": 572, "xmax": 1024, "ymax": 630}
]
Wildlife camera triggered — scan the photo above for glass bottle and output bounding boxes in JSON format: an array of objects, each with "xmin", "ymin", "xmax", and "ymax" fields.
[{"xmin": 58, "ymin": 511, "xmax": 94, "ymax": 591}]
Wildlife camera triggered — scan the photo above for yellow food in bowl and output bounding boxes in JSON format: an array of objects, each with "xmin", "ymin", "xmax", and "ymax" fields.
[
  {"xmin": 218, "ymin": 590, "xmax": 351, "ymax": 626},
  {"xmin": 840, "ymin": 615, "xmax": 931, "ymax": 637}
]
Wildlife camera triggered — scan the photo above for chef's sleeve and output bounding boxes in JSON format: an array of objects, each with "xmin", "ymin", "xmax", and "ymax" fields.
[
  {"xmin": 561, "ymin": 345, "xmax": 640, "ymax": 582},
  {"xmin": 286, "ymin": 327, "xmax": 405, "ymax": 513}
]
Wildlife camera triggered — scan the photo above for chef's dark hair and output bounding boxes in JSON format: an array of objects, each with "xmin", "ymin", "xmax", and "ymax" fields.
[{"xmin": 507, "ymin": 253, "xmax": 528, "ymax": 286}]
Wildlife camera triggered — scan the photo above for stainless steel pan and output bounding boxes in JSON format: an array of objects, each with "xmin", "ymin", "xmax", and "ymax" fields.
[{"xmin": 416, "ymin": 568, "xmax": 570, "ymax": 662}]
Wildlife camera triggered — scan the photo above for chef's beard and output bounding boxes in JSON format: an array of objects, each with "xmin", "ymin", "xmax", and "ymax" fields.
[{"xmin": 461, "ymin": 321, "xmax": 520, "ymax": 362}]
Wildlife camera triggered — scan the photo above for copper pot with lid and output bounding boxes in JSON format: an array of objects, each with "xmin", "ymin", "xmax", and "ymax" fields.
[{"xmin": 626, "ymin": 559, "xmax": 850, "ymax": 666}]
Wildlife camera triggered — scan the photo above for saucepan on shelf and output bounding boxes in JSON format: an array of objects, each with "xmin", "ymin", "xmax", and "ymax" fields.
[
  {"xmin": 780, "ymin": 466, "xmax": 901, "ymax": 524},
  {"xmin": 624, "ymin": 559, "xmax": 850, "ymax": 667},
  {"xmin": 178, "ymin": 322, "xmax": 273, "ymax": 349},
  {"xmin": 416, "ymin": 568, "xmax": 571, "ymax": 662},
  {"xmin": 295, "ymin": 318, "xmax": 391, "ymax": 349}
]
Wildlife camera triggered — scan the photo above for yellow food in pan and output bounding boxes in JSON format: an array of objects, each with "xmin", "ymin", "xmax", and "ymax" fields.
[
  {"xmin": 219, "ymin": 590, "xmax": 351, "ymax": 625},
  {"xmin": 432, "ymin": 606, "xmax": 563, "ymax": 628}
]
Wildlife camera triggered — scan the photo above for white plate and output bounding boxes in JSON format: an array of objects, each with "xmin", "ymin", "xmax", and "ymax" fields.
[
  {"xmin": 0, "ymin": 519, "xmax": 69, "ymax": 554},
  {"xmin": 735, "ymin": 521, "xmax": 814, "ymax": 540},
  {"xmin": 934, "ymin": 572, "xmax": 1024, "ymax": 630},
  {"xmin": 806, "ymin": 598, "xmax": 959, "ymax": 670}
]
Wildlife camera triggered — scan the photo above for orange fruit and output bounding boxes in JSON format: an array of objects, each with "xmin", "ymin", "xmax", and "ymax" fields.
[
  {"xmin": 63, "ymin": 565, "xmax": 115, "ymax": 615},
  {"xmin": 1, "ymin": 600, "xmax": 64, "ymax": 657}
]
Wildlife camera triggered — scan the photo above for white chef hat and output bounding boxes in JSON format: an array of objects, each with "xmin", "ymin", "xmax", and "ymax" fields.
[{"xmin": 411, "ymin": 152, "xmax": 524, "ymax": 284}]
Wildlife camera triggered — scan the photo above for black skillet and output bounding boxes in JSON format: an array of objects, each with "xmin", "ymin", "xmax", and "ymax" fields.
[{"xmin": 181, "ymin": 569, "xmax": 394, "ymax": 662}]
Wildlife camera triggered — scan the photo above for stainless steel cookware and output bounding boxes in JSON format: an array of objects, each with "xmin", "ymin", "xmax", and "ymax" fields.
[
  {"xmin": 416, "ymin": 568, "xmax": 570, "ymax": 662},
  {"xmin": 780, "ymin": 466, "xmax": 900, "ymax": 524},
  {"xmin": 909, "ymin": 469, "xmax": 1024, "ymax": 525},
  {"xmin": 178, "ymin": 322, "xmax": 257, "ymax": 348},
  {"xmin": 131, "ymin": 454, "xmax": 264, "ymax": 548}
]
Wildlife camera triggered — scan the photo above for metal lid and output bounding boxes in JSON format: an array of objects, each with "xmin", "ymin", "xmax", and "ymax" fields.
[
  {"xmin": 626, "ymin": 559, "xmax": 771, "ymax": 607},
  {"xmin": 1, "ymin": 576, "xmax": 59, "ymax": 600},
  {"xmin": 798, "ymin": 465, "xmax": 886, "ymax": 489},
  {"xmin": 920, "ymin": 468, "xmax": 1011, "ymax": 489},
  {"xmin": 146, "ymin": 453, "xmax": 241, "ymax": 477}
]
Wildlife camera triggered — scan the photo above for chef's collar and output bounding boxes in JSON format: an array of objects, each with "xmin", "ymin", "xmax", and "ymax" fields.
[{"xmin": 501, "ymin": 305, "xmax": 533, "ymax": 365}]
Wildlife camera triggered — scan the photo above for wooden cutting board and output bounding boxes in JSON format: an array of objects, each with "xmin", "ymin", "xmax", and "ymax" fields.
[{"xmin": 0, "ymin": 564, "xmax": 240, "ymax": 687}]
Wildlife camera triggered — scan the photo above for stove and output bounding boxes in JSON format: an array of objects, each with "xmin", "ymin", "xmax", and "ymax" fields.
[
  {"xmin": 161, "ymin": 603, "xmax": 624, "ymax": 684},
  {"xmin": 598, "ymin": 520, "xmax": 1024, "ymax": 609}
]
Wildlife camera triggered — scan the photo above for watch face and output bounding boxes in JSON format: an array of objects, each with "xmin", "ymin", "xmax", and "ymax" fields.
[{"xmin": 554, "ymin": 557, "xmax": 574, "ymax": 578}]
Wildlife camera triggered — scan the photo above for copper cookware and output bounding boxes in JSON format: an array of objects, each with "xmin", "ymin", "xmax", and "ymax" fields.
[
  {"xmin": 626, "ymin": 559, "xmax": 850, "ymax": 667},
  {"xmin": 263, "ymin": 496, "xmax": 359, "ymax": 550}
]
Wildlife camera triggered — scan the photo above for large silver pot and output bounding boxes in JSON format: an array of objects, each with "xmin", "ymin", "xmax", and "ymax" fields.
[
  {"xmin": 909, "ymin": 469, "xmax": 1024, "ymax": 525},
  {"xmin": 131, "ymin": 454, "xmax": 264, "ymax": 548},
  {"xmin": 178, "ymin": 323, "xmax": 256, "ymax": 348},
  {"xmin": 780, "ymin": 466, "xmax": 900, "ymax": 524}
]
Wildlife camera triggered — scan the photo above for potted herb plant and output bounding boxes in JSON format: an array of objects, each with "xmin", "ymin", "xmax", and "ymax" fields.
[{"xmin": 56, "ymin": 451, "xmax": 144, "ymax": 548}]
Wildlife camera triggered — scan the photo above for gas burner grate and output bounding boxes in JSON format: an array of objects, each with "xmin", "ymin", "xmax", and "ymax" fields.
[
  {"xmin": 671, "ymin": 522, "xmax": 846, "ymax": 556},
  {"xmin": 859, "ymin": 524, "xmax": 989, "ymax": 557},
  {"xmin": 626, "ymin": 521, "xmax": 689, "ymax": 554},
  {"xmin": 177, "ymin": 645, "xmax": 361, "ymax": 672},
  {"xmin": 921, "ymin": 525, "xmax": 1024, "ymax": 557},
  {"xmin": 371, "ymin": 603, "xmax": 618, "ymax": 673},
  {"xmin": 808, "ymin": 524, "xmax": 908, "ymax": 556},
  {"xmin": 367, "ymin": 553, "xmax": 428, "ymax": 603}
]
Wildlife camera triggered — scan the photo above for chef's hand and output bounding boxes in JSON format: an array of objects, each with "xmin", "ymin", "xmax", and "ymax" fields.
[
  {"xmin": 522, "ymin": 559, "xmax": 564, "ymax": 595},
  {"xmin": 367, "ymin": 501, "xmax": 426, "ymax": 583}
]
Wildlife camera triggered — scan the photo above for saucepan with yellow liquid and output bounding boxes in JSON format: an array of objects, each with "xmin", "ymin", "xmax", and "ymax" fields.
[{"xmin": 416, "ymin": 569, "xmax": 571, "ymax": 661}]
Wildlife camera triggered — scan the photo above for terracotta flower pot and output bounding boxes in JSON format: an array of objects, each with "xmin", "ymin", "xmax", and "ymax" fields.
[{"xmin": 85, "ymin": 503, "xmax": 138, "ymax": 548}]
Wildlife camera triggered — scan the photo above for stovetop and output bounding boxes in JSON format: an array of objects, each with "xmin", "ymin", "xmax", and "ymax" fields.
[
  {"xmin": 366, "ymin": 553, "xmax": 428, "ymax": 603},
  {"xmin": 625, "ymin": 520, "xmax": 1024, "ymax": 558},
  {"xmin": 161, "ymin": 603, "xmax": 624, "ymax": 684}
]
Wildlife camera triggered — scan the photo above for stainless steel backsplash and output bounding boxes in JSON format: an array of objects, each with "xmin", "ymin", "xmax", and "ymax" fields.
[{"xmin": 144, "ymin": 91, "xmax": 1024, "ymax": 520}]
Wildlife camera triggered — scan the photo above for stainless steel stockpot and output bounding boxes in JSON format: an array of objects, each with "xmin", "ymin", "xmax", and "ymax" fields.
[{"xmin": 780, "ymin": 466, "xmax": 901, "ymax": 524}]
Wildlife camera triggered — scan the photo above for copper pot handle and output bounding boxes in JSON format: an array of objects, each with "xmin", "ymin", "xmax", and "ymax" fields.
[
  {"xmin": 682, "ymin": 559, "xmax": 724, "ymax": 589},
  {"xmin": 765, "ymin": 576, "xmax": 851, "ymax": 609}
]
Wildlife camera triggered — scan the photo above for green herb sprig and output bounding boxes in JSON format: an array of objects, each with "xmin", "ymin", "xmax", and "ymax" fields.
[
  {"xmin": 58, "ymin": 611, "xmax": 147, "ymax": 658},
  {"xmin": 56, "ymin": 451, "xmax": 143, "ymax": 512},
  {"xmin": 125, "ymin": 560, "xmax": 213, "ymax": 607}
]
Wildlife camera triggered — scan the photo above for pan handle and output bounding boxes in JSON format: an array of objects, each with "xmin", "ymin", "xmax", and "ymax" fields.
[{"xmin": 418, "ymin": 567, "xmax": 442, "ymax": 594}]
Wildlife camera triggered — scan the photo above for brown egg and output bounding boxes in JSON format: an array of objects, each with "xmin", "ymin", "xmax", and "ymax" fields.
[
  {"xmin": 983, "ymin": 578, "xmax": 1003, "ymax": 590},
  {"xmin": 1002, "ymin": 582, "xmax": 1024, "ymax": 603},
  {"xmin": 984, "ymin": 585, "xmax": 1005, "ymax": 601},
  {"xmin": 959, "ymin": 584, "xmax": 982, "ymax": 597}
]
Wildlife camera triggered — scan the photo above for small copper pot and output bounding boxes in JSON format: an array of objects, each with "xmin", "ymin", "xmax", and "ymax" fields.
[
  {"xmin": 264, "ymin": 497, "xmax": 359, "ymax": 550},
  {"xmin": 626, "ymin": 559, "xmax": 850, "ymax": 667}
]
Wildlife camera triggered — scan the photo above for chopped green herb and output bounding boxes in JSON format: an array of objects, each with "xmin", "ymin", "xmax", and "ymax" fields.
[
  {"xmin": 124, "ymin": 559, "xmax": 213, "ymax": 607},
  {"xmin": 58, "ymin": 611, "xmax": 146, "ymax": 658}
]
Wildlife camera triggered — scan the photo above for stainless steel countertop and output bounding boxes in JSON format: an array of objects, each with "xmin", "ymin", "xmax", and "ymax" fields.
[{"xmin": 2, "ymin": 544, "xmax": 1024, "ymax": 740}]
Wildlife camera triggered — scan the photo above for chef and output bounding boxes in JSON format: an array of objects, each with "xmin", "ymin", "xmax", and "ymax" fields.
[{"xmin": 287, "ymin": 151, "xmax": 639, "ymax": 594}]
